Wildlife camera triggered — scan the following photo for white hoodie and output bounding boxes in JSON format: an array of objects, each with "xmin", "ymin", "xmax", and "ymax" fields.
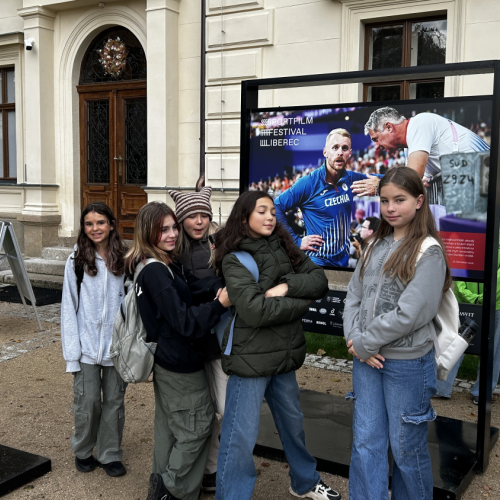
[{"xmin": 60, "ymin": 251, "xmax": 125, "ymax": 372}]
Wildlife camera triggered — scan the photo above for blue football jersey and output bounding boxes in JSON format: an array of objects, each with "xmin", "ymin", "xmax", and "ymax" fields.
[{"xmin": 275, "ymin": 165, "xmax": 368, "ymax": 267}]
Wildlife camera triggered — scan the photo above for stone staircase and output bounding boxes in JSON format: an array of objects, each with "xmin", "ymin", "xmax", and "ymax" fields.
[{"xmin": 0, "ymin": 247, "xmax": 73, "ymax": 290}]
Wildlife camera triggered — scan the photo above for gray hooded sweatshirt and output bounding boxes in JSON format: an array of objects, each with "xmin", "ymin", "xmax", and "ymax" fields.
[
  {"xmin": 343, "ymin": 235, "xmax": 446, "ymax": 361},
  {"xmin": 61, "ymin": 251, "xmax": 125, "ymax": 372}
]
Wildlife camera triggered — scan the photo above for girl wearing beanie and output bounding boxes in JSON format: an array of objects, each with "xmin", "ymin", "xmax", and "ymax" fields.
[{"xmin": 168, "ymin": 186, "xmax": 228, "ymax": 495}]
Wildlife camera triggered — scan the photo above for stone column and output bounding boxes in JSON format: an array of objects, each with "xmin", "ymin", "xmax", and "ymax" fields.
[
  {"xmin": 17, "ymin": 6, "xmax": 60, "ymax": 256},
  {"xmin": 145, "ymin": 0, "xmax": 180, "ymax": 204}
]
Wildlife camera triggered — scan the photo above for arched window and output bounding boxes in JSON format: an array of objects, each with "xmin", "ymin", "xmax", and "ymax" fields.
[{"xmin": 79, "ymin": 27, "xmax": 146, "ymax": 84}]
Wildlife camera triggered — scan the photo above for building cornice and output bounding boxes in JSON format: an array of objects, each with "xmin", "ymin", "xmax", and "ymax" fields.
[
  {"xmin": 0, "ymin": 33, "xmax": 24, "ymax": 47},
  {"xmin": 338, "ymin": 0, "xmax": 444, "ymax": 6}
]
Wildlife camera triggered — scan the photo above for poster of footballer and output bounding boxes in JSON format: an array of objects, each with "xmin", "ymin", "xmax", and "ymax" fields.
[{"xmin": 246, "ymin": 98, "xmax": 491, "ymax": 279}]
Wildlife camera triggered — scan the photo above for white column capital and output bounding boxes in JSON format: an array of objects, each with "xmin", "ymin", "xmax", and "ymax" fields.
[
  {"xmin": 146, "ymin": 0, "xmax": 181, "ymax": 15},
  {"xmin": 18, "ymin": 6, "xmax": 56, "ymax": 31}
]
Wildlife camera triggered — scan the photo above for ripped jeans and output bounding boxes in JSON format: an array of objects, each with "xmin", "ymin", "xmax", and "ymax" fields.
[{"xmin": 347, "ymin": 350, "xmax": 437, "ymax": 500}]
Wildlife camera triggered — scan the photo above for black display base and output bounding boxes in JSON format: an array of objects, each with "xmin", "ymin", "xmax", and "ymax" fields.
[
  {"xmin": 254, "ymin": 390, "xmax": 499, "ymax": 500},
  {"xmin": 0, "ymin": 444, "xmax": 51, "ymax": 497}
]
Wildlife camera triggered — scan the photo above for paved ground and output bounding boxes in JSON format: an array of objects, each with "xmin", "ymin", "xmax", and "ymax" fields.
[{"xmin": 1, "ymin": 300, "xmax": 500, "ymax": 499}]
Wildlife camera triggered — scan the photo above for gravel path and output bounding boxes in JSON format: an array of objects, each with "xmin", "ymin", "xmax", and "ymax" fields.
[{"xmin": 1, "ymin": 301, "xmax": 499, "ymax": 499}]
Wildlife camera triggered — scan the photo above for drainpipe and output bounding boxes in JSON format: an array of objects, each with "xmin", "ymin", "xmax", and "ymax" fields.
[{"xmin": 197, "ymin": 0, "xmax": 207, "ymax": 189}]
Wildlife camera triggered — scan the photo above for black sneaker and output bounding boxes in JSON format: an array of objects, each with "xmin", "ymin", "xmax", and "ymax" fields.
[
  {"xmin": 473, "ymin": 395, "xmax": 479, "ymax": 405},
  {"xmin": 98, "ymin": 461, "xmax": 127, "ymax": 477},
  {"xmin": 202, "ymin": 471, "xmax": 217, "ymax": 492},
  {"xmin": 146, "ymin": 473, "xmax": 180, "ymax": 500},
  {"xmin": 289, "ymin": 479, "xmax": 341, "ymax": 500},
  {"xmin": 75, "ymin": 455, "xmax": 97, "ymax": 473}
]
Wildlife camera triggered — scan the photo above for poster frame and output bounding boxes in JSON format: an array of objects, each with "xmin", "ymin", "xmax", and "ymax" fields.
[
  {"xmin": 239, "ymin": 60, "xmax": 500, "ymax": 474},
  {"xmin": 245, "ymin": 95, "xmax": 492, "ymax": 276}
]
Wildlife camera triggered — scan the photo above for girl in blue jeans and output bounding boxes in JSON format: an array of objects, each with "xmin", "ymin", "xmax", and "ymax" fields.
[
  {"xmin": 213, "ymin": 191, "xmax": 340, "ymax": 500},
  {"xmin": 343, "ymin": 167, "xmax": 452, "ymax": 500}
]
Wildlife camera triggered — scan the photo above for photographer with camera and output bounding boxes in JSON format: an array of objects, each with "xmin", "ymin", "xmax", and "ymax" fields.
[{"xmin": 352, "ymin": 216, "xmax": 380, "ymax": 261}]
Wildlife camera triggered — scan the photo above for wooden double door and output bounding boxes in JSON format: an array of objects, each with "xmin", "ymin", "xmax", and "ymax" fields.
[{"xmin": 78, "ymin": 82, "xmax": 147, "ymax": 239}]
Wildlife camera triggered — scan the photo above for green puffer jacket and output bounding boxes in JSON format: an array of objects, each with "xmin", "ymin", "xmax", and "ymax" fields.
[{"xmin": 221, "ymin": 234, "xmax": 329, "ymax": 378}]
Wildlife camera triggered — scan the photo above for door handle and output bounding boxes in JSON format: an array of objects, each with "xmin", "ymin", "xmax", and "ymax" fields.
[{"xmin": 114, "ymin": 156, "xmax": 123, "ymax": 176}]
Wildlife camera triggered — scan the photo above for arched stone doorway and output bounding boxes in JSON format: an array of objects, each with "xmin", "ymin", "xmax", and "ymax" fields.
[{"xmin": 77, "ymin": 27, "xmax": 147, "ymax": 239}]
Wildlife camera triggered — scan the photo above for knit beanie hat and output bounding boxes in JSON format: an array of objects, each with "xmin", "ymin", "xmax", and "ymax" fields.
[{"xmin": 168, "ymin": 186, "xmax": 213, "ymax": 223}]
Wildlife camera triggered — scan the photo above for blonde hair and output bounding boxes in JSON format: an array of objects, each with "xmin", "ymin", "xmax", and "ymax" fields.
[
  {"xmin": 325, "ymin": 128, "xmax": 351, "ymax": 147},
  {"xmin": 125, "ymin": 202, "xmax": 179, "ymax": 273}
]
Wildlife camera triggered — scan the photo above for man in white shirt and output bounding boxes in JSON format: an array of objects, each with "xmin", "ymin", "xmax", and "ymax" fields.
[{"xmin": 354, "ymin": 107, "xmax": 490, "ymax": 203}]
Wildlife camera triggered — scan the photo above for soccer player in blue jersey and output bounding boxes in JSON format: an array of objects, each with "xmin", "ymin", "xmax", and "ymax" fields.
[{"xmin": 275, "ymin": 129, "xmax": 380, "ymax": 268}]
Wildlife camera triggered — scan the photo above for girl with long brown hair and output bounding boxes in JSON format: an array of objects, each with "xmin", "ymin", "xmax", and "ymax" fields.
[
  {"xmin": 343, "ymin": 167, "xmax": 451, "ymax": 500},
  {"xmin": 61, "ymin": 202, "xmax": 128, "ymax": 478},
  {"xmin": 213, "ymin": 191, "xmax": 340, "ymax": 500},
  {"xmin": 124, "ymin": 202, "xmax": 231, "ymax": 500}
]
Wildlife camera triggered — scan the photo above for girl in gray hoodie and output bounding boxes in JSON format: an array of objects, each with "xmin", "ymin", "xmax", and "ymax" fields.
[
  {"xmin": 343, "ymin": 167, "xmax": 452, "ymax": 500},
  {"xmin": 61, "ymin": 202, "xmax": 127, "ymax": 478}
]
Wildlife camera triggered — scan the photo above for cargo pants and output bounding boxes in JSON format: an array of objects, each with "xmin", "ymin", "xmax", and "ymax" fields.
[
  {"xmin": 72, "ymin": 363, "xmax": 127, "ymax": 464},
  {"xmin": 153, "ymin": 364, "xmax": 214, "ymax": 500}
]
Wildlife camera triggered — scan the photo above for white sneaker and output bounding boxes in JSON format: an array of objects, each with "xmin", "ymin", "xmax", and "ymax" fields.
[{"xmin": 289, "ymin": 480, "xmax": 341, "ymax": 500}]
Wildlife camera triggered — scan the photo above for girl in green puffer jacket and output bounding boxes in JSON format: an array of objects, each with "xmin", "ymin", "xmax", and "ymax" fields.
[{"xmin": 212, "ymin": 191, "xmax": 340, "ymax": 500}]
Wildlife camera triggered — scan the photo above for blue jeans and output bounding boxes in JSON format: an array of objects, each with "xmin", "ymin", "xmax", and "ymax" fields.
[
  {"xmin": 436, "ymin": 309, "xmax": 500, "ymax": 397},
  {"xmin": 348, "ymin": 351, "xmax": 437, "ymax": 500},
  {"xmin": 215, "ymin": 371, "xmax": 320, "ymax": 500}
]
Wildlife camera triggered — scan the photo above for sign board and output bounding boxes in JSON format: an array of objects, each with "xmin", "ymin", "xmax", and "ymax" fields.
[
  {"xmin": 0, "ymin": 221, "xmax": 42, "ymax": 330},
  {"xmin": 304, "ymin": 289, "xmax": 483, "ymax": 356},
  {"xmin": 301, "ymin": 289, "xmax": 346, "ymax": 336}
]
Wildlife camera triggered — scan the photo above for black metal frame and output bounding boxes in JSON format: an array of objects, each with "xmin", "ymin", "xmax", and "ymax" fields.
[{"xmin": 239, "ymin": 60, "xmax": 500, "ymax": 473}]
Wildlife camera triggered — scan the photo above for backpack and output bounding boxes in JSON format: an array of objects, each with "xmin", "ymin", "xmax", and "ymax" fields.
[
  {"xmin": 109, "ymin": 258, "xmax": 174, "ymax": 383},
  {"xmin": 417, "ymin": 237, "xmax": 468, "ymax": 381},
  {"xmin": 213, "ymin": 251, "xmax": 259, "ymax": 355}
]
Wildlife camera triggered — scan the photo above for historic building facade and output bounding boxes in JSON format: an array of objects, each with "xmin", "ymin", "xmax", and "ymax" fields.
[{"xmin": 0, "ymin": 0, "xmax": 497, "ymax": 255}]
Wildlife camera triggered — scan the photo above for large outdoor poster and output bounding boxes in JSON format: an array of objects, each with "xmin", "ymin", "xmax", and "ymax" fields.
[{"xmin": 247, "ymin": 98, "xmax": 492, "ymax": 279}]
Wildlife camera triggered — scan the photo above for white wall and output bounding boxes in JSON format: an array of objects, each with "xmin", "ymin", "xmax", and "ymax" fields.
[
  {"xmin": 0, "ymin": 0, "xmax": 23, "ymax": 34},
  {"xmin": 2, "ymin": 0, "xmax": 500, "ymax": 235},
  {"xmin": 204, "ymin": 0, "xmax": 500, "ymax": 202}
]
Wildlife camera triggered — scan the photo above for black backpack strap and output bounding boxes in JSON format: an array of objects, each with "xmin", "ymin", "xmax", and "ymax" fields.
[{"xmin": 74, "ymin": 262, "xmax": 84, "ymax": 314}]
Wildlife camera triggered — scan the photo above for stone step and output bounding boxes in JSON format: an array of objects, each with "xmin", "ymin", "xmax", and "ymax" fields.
[
  {"xmin": 24, "ymin": 259, "xmax": 66, "ymax": 277},
  {"xmin": 0, "ymin": 270, "xmax": 63, "ymax": 290},
  {"xmin": 41, "ymin": 246, "xmax": 73, "ymax": 261}
]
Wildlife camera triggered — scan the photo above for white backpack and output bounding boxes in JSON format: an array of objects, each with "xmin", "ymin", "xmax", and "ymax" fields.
[
  {"xmin": 110, "ymin": 258, "xmax": 173, "ymax": 383},
  {"xmin": 417, "ymin": 237, "xmax": 468, "ymax": 381}
]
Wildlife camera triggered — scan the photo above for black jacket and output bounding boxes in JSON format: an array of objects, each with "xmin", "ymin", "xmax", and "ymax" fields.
[
  {"xmin": 178, "ymin": 236, "xmax": 214, "ymax": 279},
  {"xmin": 135, "ymin": 260, "xmax": 226, "ymax": 373},
  {"xmin": 178, "ymin": 235, "xmax": 222, "ymax": 360}
]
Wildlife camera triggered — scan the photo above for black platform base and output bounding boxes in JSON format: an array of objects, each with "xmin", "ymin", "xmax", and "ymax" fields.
[
  {"xmin": 0, "ymin": 444, "xmax": 51, "ymax": 497},
  {"xmin": 255, "ymin": 390, "xmax": 499, "ymax": 500}
]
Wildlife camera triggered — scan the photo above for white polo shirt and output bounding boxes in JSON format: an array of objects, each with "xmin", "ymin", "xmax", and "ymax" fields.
[{"xmin": 406, "ymin": 112, "xmax": 490, "ymax": 177}]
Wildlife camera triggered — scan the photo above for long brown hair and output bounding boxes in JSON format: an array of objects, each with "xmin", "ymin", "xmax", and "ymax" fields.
[
  {"xmin": 214, "ymin": 191, "xmax": 304, "ymax": 275},
  {"xmin": 125, "ymin": 202, "xmax": 179, "ymax": 274},
  {"xmin": 74, "ymin": 202, "xmax": 124, "ymax": 277},
  {"xmin": 361, "ymin": 167, "xmax": 452, "ymax": 292}
]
